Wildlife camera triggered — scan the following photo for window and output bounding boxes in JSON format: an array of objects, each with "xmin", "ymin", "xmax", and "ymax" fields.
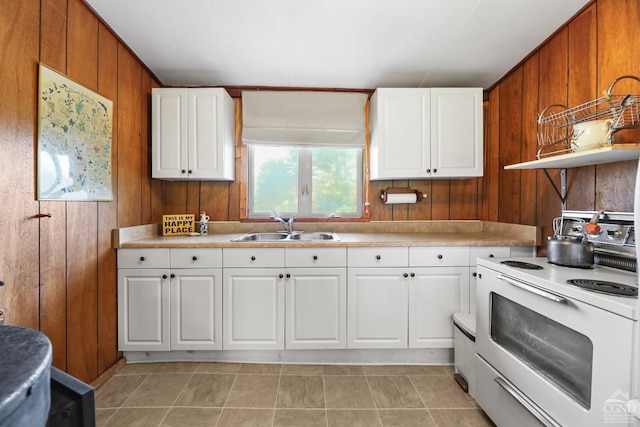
[{"xmin": 248, "ymin": 145, "xmax": 363, "ymax": 218}]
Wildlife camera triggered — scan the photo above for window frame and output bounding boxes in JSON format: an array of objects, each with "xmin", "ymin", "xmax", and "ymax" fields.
[{"xmin": 246, "ymin": 145, "xmax": 364, "ymax": 219}]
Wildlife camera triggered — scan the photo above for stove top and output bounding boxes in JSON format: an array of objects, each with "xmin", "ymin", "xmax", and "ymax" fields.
[{"xmin": 478, "ymin": 256, "xmax": 639, "ymax": 320}]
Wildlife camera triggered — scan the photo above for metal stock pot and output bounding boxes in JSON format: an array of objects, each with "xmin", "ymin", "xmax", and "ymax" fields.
[{"xmin": 547, "ymin": 235, "xmax": 594, "ymax": 268}]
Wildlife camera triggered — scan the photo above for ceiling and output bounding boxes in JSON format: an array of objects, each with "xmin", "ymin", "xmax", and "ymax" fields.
[{"xmin": 85, "ymin": 0, "xmax": 591, "ymax": 90}]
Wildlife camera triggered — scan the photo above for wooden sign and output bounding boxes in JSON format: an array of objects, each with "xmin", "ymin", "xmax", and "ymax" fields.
[{"xmin": 162, "ymin": 214, "xmax": 195, "ymax": 236}]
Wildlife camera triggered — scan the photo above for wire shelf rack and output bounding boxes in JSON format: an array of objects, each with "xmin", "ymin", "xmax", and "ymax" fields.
[{"xmin": 536, "ymin": 75, "xmax": 640, "ymax": 159}]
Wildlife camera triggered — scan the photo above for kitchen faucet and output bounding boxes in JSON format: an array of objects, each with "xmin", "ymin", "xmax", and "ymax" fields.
[{"xmin": 270, "ymin": 209, "xmax": 295, "ymax": 233}]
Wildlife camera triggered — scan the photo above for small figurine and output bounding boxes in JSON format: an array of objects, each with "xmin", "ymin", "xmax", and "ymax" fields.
[{"xmin": 200, "ymin": 211, "xmax": 210, "ymax": 235}]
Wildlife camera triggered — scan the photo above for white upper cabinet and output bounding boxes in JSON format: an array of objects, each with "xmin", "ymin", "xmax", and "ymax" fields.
[
  {"xmin": 152, "ymin": 87, "xmax": 235, "ymax": 181},
  {"xmin": 370, "ymin": 87, "xmax": 483, "ymax": 179}
]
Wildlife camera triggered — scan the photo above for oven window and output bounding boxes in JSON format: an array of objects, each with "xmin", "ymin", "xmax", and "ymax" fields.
[{"xmin": 490, "ymin": 293, "xmax": 593, "ymax": 409}]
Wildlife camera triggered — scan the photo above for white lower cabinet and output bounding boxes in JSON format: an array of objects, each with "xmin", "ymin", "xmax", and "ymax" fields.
[
  {"xmin": 118, "ymin": 267, "xmax": 170, "ymax": 351},
  {"xmin": 347, "ymin": 268, "xmax": 409, "ymax": 349},
  {"xmin": 286, "ymin": 267, "xmax": 347, "ymax": 349},
  {"xmin": 409, "ymin": 267, "xmax": 469, "ymax": 348},
  {"xmin": 171, "ymin": 269, "xmax": 222, "ymax": 350},
  {"xmin": 222, "ymin": 268, "xmax": 285, "ymax": 350},
  {"xmin": 118, "ymin": 248, "xmax": 222, "ymax": 351}
]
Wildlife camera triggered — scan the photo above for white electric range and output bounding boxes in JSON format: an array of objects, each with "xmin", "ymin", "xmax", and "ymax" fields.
[{"xmin": 474, "ymin": 211, "xmax": 639, "ymax": 427}]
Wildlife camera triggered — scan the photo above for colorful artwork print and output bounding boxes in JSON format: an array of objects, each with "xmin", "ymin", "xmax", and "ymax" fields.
[{"xmin": 37, "ymin": 64, "xmax": 113, "ymax": 200}]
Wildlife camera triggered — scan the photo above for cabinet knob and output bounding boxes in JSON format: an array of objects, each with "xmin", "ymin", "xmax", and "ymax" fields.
[
  {"xmin": 170, "ymin": 274, "xmax": 175, "ymax": 278},
  {"xmin": 192, "ymin": 256, "xmax": 198, "ymax": 261},
  {"xmin": 433, "ymin": 168, "xmax": 438, "ymax": 173},
  {"xmin": 410, "ymin": 272, "xmax": 415, "ymax": 277},
  {"xmin": 472, "ymin": 272, "xmax": 478, "ymax": 277},
  {"xmin": 279, "ymin": 274, "xmax": 284, "ymax": 279},
  {"xmin": 489, "ymin": 254, "xmax": 494, "ymax": 258},
  {"xmin": 0, "ymin": 281, "xmax": 4, "ymax": 286},
  {"xmin": 313, "ymin": 255, "xmax": 318, "ymax": 260},
  {"xmin": 140, "ymin": 256, "xmax": 145, "ymax": 261},
  {"xmin": 437, "ymin": 254, "xmax": 443, "ymax": 259},
  {"xmin": 181, "ymin": 169, "xmax": 186, "ymax": 174},
  {"xmin": 188, "ymin": 169, "xmax": 193, "ymax": 174},
  {"xmin": 478, "ymin": 273, "xmax": 482, "ymax": 279},
  {"xmin": 403, "ymin": 273, "xmax": 408, "ymax": 278},
  {"xmin": 162, "ymin": 274, "xmax": 167, "ymax": 279},
  {"xmin": 426, "ymin": 169, "xmax": 431, "ymax": 173},
  {"xmin": 251, "ymin": 256, "xmax": 256, "ymax": 261},
  {"xmin": 376, "ymin": 255, "xmax": 381, "ymax": 260},
  {"xmin": 286, "ymin": 273, "xmax": 291, "ymax": 278}
]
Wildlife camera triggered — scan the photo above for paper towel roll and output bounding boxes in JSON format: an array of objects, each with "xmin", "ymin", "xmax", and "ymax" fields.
[{"xmin": 384, "ymin": 193, "xmax": 418, "ymax": 204}]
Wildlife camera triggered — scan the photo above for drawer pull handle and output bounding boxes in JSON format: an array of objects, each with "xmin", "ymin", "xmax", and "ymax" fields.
[
  {"xmin": 251, "ymin": 256, "xmax": 256, "ymax": 261},
  {"xmin": 410, "ymin": 272, "xmax": 415, "ymax": 277},
  {"xmin": 181, "ymin": 169, "xmax": 186, "ymax": 174},
  {"xmin": 313, "ymin": 255, "xmax": 318, "ymax": 260},
  {"xmin": 279, "ymin": 274, "xmax": 284, "ymax": 279},
  {"xmin": 376, "ymin": 255, "xmax": 381, "ymax": 260},
  {"xmin": 170, "ymin": 274, "xmax": 175, "ymax": 278},
  {"xmin": 472, "ymin": 272, "xmax": 477, "ymax": 277},
  {"xmin": 403, "ymin": 273, "xmax": 408, "ymax": 278},
  {"xmin": 437, "ymin": 254, "xmax": 443, "ymax": 259},
  {"xmin": 494, "ymin": 377, "xmax": 562, "ymax": 427},
  {"xmin": 489, "ymin": 254, "xmax": 495, "ymax": 258},
  {"xmin": 497, "ymin": 274, "xmax": 566, "ymax": 303},
  {"xmin": 140, "ymin": 257, "xmax": 145, "ymax": 261},
  {"xmin": 192, "ymin": 256, "xmax": 198, "ymax": 261},
  {"xmin": 162, "ymin": 274, "xmax": 167, "ymax": 279},
  {"xmin": 286, "ymin": 273, "xmax": 291, "ymax": 278}
]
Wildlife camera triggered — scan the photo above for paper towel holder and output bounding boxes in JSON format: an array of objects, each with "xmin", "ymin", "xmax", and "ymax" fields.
[{"xmin": 380, "ymin": 187, "xmax": 427, "ymax": 204}]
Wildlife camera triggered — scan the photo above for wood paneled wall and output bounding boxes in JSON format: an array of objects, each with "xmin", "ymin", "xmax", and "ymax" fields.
[
  {"xmin": 484, "ymin": 0, "xmax": 640, "ymax": 252},
  {"xmin": 0, "ymin": 0, "xmax": 162, "ymax": 383}
]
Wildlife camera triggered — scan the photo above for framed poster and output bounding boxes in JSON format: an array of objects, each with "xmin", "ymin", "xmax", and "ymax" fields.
[{"xmin": 37, "ymin": 63, "xmax": 114, "ymax": 200}]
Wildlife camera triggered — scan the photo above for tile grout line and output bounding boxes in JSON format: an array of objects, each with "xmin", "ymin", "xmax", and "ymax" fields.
[
  {"xmin": 216, "ymin": 368, "xmax": 241, "ymax": 427},
  {"xmin": 363, "ymin": 369, "xmax": 384, "ymax": 427},
  {"xmin": 407, "ymin": 371, "xmax": 439, "ymax": 427},
  {"xmin": 156, "ymin": 365, "xmax": 201, "ymax": 426},
  {"xmin": 322, "ymin": 374, "xmax": 329, "ymax": 427},
  {"xmin": 271, "ymin": 369, "xmax": 283, "ymax": 427}
]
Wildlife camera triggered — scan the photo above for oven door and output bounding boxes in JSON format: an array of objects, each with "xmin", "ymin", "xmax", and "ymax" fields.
[{"xmin": 476, "ymin": 265, "xmax": 635, "ymax": 427}]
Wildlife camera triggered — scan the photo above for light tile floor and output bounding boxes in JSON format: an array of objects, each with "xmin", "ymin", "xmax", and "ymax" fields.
[{"xmin": 95, "ymin": 362, "xmax": 495, "ymax": 427}]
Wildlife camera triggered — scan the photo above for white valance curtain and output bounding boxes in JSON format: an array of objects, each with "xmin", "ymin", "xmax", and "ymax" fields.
[{"xmin": 241, "ymin": 90, "xmax": 368, "ymax": 148}]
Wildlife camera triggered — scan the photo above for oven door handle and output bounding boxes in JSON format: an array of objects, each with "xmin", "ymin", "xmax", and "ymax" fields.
[
  {"xmin": 494, "ymin": 377, "xmax": 562, "ymax": 427},
  {"xmin": 497, "ymin": 274, "xmax": 567, "ymax": 303}
]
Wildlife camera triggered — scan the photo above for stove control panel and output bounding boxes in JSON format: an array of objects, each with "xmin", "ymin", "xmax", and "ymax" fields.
[{"xmin": 561, "ymin": 211, "xmax": 635, "ymax": 249}]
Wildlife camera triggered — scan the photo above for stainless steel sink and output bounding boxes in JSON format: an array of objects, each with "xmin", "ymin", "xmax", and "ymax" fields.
[{"xmin": 231, "ymin": 232, "xmax": 340, "ymax": 242}]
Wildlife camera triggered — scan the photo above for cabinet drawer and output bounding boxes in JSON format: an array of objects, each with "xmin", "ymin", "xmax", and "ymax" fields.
[
  {"xmin": 285, "ymin": 248, "xmax": 346, "ymax": 268},
  {"xmin": 469, "ymin": 246, "xmax": 510, "ymax": 265},
  {"xmin": 347, "ymin": 247, "xmax": 408, "ymax": 267},
  {"xmin": 409, "ymin": 247, "xmax": 469, "ymax": 267},
  {"xmin": 118, "ymin": 248, "xmax": 170, "ymax": 269},
  {"xmin": 171, "ymin": 248, "xmax": 222, "ymax": 269},
  {"xmin": 223, "ymin": 248, "xmax": 284, "ymax": 268}
]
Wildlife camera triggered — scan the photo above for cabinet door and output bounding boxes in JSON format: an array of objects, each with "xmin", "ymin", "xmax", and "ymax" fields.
[
  {"xmin": 187, "ymin": 88, "xmax": 234, "ymax": 180},
  {"xmin": 347, "ymin": 268, "xmax": 408, "ymax": 349},
  {"xmin": 118, "ymin": 268, "xmax": 170, "ymax": 351},
  {"xmin": 152, "ymin": 88, "xmax": 188, "ymax": 179},
  {"xmin": 223, "ymin": 268, "xmax": 285, "ymax": 350},
  {"xmin": 171, "ymin": 268, "xmax": 222, "ymax": 350},
  {"xmin": 430, "ymin": 88, "xmax": 483, "ymax": 177},
  {"xmin": 286, "ymin": 268, "xmax": 347, "ymax": 349},
  {"xmin": 370, "ymin": 88, "xmax": 431, "ymax": 180},
  {"xmin": 409, "ymin": 267, "xmax": 469, "ymax": 348}
]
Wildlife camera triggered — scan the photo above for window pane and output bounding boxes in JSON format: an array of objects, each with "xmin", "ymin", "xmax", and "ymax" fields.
[
  {"xmin": 312, "ymin": 148, "xmax": 358, "ymax": 214},
  {"xmin": 252, "ymin": 146, "xmax": 298, "ymax": 214}
]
